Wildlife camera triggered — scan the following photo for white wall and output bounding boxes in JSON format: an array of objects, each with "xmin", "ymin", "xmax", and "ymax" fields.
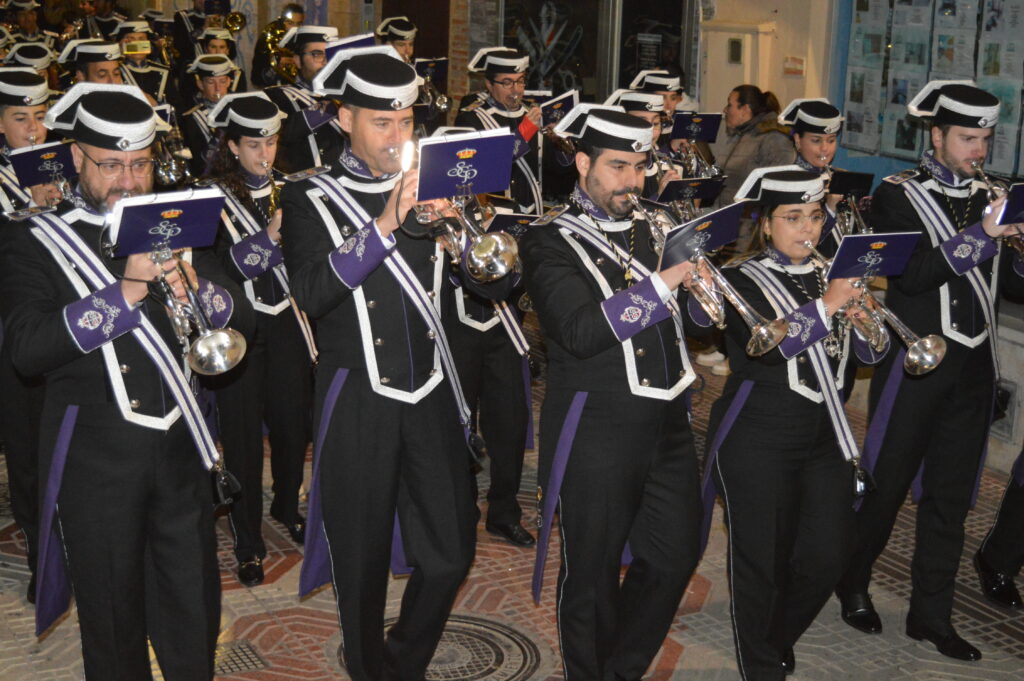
[{"xmin": 700, "ymin": 0, "xmax": 836, "ymax": 112}]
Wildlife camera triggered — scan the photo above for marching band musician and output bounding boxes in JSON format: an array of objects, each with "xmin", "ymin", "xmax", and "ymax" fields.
[
  {"xmin": 181, "ymin": 53, "xmax": 238, "ymax": 177},
  {"xmin": 197, "ymin": 26, "xmax": 247, "ymax": 90},
  {"xmin": 112, "ymin": 20, "xmax": 179, "ymax": 108},
  {"xmin": 701, "ymin": 167, "xmax": 885, "ymax": 680},
  {"xmin": 203, "ymin": 92, "xmax": 314, "ymax": 586},
  {"xmin": 0, "ymin": 68, "xmax": 57, "ymax": 606},
  {"xmin": 2, "ymin": 42, "xmax": 57, "ymax": 90},
  {"xmin": 85, "ymin": 0, "xmax": 124, "ymax": 40},
  {"xmin": 975, "ymin": 448, "xmax": 1024, "ymax": 609},
  {"xmin": 604, "ymin": 88, "xmax": 682, "ymax": 199},
  {"xmin": 375, "ymin": 15, "xmax": 416, "ymax": 63},
  {"xmin": 282, "ymin": 45, "xmax": 515, "ymax": 681},
  {"xmin": 265, "ymin": 24, "xmax": 339, "ymax": 174},
  {"xmin": 521, "ymin": 105, "xmax": 703, "ymax": 681},
  {"xmin": 0, "ymin": 82, "xmax": 252, "ymax": 680},
  {"xmin": 250, "ymin": 2, "xmax": 304, "ymax": 88},
  {"xmin": 836, "ymin": 80, "xmax": 1024, "ymax": 661},
  {"xmin": 172, "ymin": 0, "xmax": 205, "ymax": 65},
  {"xmin": 628, "ymin": 69, "xmax": 698, "ymax": 144},
  {"xmin": 56, "ymin": 38, "xmax": 124, "ymax": 88},
  {"xmin": 456, "ymin": 47, "xmax": 543, "ymax": 212},
  {"xmin": 6, "ymin": 0, "xmax": 58, "ymax": 50}
]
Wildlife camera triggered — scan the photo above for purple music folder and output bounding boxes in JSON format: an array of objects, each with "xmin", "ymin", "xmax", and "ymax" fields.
[
  {"xmin": 415, "ymin": 128, "xmax": 515, "ymax": 201},
  {"xmin": 541, "ymin": 90, "xmax": 579, "ymax": 128},
  {"xmin": 9, "ymin": 141, "xmax": 77, "ymax": 187},
  {"xmin": 485, "ymin": 212, "xmax": 537, "ymax": 238},
  {"xmin": 107, "ymin": 187, "xmax": 226, "ymax": 257},
  {"xmin": 670, "ymin": 112, "xmax": 723, "ymax": 141},
  {"xmin": 659, "ymin": 201, "xmax": 745, "ymax": 269},
  {"xmin": 825, "ymin": 232, "xmax": 921, "ymax": 280},
  {"xmin": 324, "ymin": 33, "xmax": 376, "ymax": 60},
  {"xmin": 657, "ymin": 176, "xmax": 725, "ymax": 204},
  {"xmin": 414, "ymin": 57, "xmax": 448, "ymax": 86},
  {"xmin": 997, "ymin": 182, "xmax": 1024, "ymax": 225}
]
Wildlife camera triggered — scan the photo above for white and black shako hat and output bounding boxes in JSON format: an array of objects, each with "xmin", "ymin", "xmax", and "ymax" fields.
[
  {"xmin": 554, "ymin": 103, "xmax": 653, "ymax": 153},
  {"xmin": 907, "ymin": 79, "xmax": 1000, "ymax": 128},
  {"xmin": 199, "ymin": 27, "xmax": 234, "ymax": 44},
  {"xmin": 58, "ymin": 39, "xmax": 121, "ymax": 66},
  {"xmin": 779, "ymin": 98, "xmax": 843, "ymax": 135},
  {"xmin": 45, "ymin": 83, "xmax": 160, "ymax": 151},
  {"xmin": 4, "ymin": 42, "xmax": 54, "ymax": 70},
  {"xmin": 312, "ymin": 45, "xmax": 419, "ymax": 110},
  {"xmin": 112, "ymin": 20, "xmax": 153, "ymax": 41},
  {"xmin": 376, "ymin": 16, "xmax": 417, "ymax": 42},
  {"xmin": 278, "ymin": 25, "xmax": 339, "ymax": 52},
  {"xmin": 629, "ymin": 69, "xmax": 681, "ymax": 93},
  {"xmin": 735, "ymin": 165, "xmax": 826, "ymax": 204},
  {"xmin": 208, "ymin": 92, "xmax": 286, "ymax": 137},
  {"xmin": 5, "ymin": 0, "xmax": 41, "ymax": 11},
  {"xmin": 187, "ymin": 53, "xmax": 237, "ymax": 77},
  {"xmin": 468, "ymin": 47, "xmax": 529, "ymax": 77},
  {"xmin": 0, "ymin": 68, "xmax": 50, "ymax": 106},
  {"xmin": 139, "ymin": 9, "xmax": 165, "ymax": 21},
  {"xmin": 604, "ymin": 88, "xmax": 663, "ymax": 113}
]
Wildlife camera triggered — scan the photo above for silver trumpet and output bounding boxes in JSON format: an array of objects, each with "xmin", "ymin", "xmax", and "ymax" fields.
[
  {"xmin": 803, "ymin": 240, "xmax": 946, "ymax": 374},
  {"xmin": 442, "ymin": 193, "xmax": 520, "ymax": 282},
  {"xmin": 150, "ymin": 245, "xmax": 248, "ymax": 375},
  {"xmin": 971, "ymin": 159, "xmax": 1009, "ymax": 202},
  {"xmin": 626, "ymin": 192, "xmax": 677, "ymax": 254},
  {"xmin": 420, "ymin": 77, "xmax": 450, "ymax": 114}
]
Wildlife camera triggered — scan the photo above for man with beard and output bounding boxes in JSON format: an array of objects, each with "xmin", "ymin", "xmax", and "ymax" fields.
[
  {"xmin": 0, "ymin": 82, "xmax": 251, "ymax": 680},
  {"xmin": 521, "ymin": 104, "xmax": 704, "ymax": 681}
]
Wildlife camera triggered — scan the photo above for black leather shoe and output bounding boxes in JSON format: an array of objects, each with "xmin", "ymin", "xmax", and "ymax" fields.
[
  {"xmin": 273, "ymin": 513, "xmax": 306, "ymax": 545},
  {"xmin": 974, "ymin": 549, "xmax": 1022, "ymax": 609},
  {"xmin": 26, "ymin": 573, "xmax": 36, "ymax": 605},
  {"xmin": 906, "ymin": 618, "xmax": 981, "ymax": 661},
  {"xmin": 839, "ymin": 591, "xmax": 882, "ymax": 634},
  {"xmin": 782, "ymin": 647, "xmax": 795, "ymax": 675},
  {"xmin": 238, "ymin": 557, "xmax": 264, "ymax": 587},
  {"xmin": 485, "ymin": 522, "xmax": 536, "ymax": 547}
]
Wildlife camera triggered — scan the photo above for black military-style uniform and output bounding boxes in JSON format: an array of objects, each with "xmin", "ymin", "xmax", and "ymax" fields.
[
  {"xmin": 123, "ymin": 59, "xmax": 181, "ymax": 109},
  {"xmin": 837, "ymin": 154, "xmax": 1024, "ymax": 632},
  {"xmin": 281, "ymin": 151, "xmax": 514, "ymax": 681},
  {"xmin": 181, "ymin": 101, "xmax": 215, "ymax": 177},
  {"xmin": 266, "ymin": 79, "xmax": 342, "ymax": 175},
  {"xmin": 979, "ymin": 453, "xmax": 1024, "ymax": 581},
  {"xmin": 172, "ymin": 8, "xmax": 203, "ymax": 65},
  {"xmin": 520, "ymin": 195, "xmax": 702, "ymax": 681},
  {"xmin": 455, "ymin": 93, "xmax": 542, "ymax": 212},
  {"xmin": 0, "ymin": 197, "xmax": 253, "ymax": 680}
]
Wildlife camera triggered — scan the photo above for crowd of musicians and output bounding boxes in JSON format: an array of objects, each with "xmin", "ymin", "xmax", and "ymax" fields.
[{"xmin": 0, "ymin": 3, "xmax": 1023, "ymax": 681}]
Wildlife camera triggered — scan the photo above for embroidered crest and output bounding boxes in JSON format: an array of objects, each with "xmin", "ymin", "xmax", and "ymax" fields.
[
  {"xmin": 953, "ymin": 243, "xmax": 973, "ymax": 259},
  {"xmin": 212, "ymin": 294, "xmax": 227, "ymax": 313},
  {"xmin": 621, "ymin": 306, "xmax": 642, "ymax": 323},
  {"xmin": 627, "ymin": 291, "xmax": 658, "ymax": 327},
  {"xmin": 77, "ymin": 309, "xmax": 103, "ymax": 330},
  {"xmin": 961, "ymin": 234, "xmax": 986, "ymax": 265},
  {"xmin": 340, "ymin": 236, "xmax": 357, "ymax": 254},
  {"xmin": 244, "ymin": 253, "xmax": 261, "ymax": 266},
  {"xmin": 788, "ymin": 310, "xmax": 816, "ymax": 343}
]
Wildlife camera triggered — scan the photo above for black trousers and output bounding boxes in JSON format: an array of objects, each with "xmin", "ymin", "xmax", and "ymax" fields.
[
  {"xmin": 317, "ymin": 368, "xmax": 477, "ymax": 681},
  {"xmin": 452, "ymin": 321, "xmax": 529, "ymax": 525},
  {"xmin": 540, "ymin": 388, "xmax": 701, "ymax": 681},
  {"xmin": 211, "ymin": 310, "xmax": 312, "ymax": 560},
  {"xmin": 0, "ymin": 343, "xmax": 44, "ymax": 577},
  {"xmin": 710, "ymin": 385, "xmax": 854, "ymax": 681},
  {"xmin": 980, "ymin": 464, "xmax": 1024, "ymax": 577},
  {"xmin": 47, "ymin": 408, "xmax": 220, "ymax": 681},
  {"xmin": 838, "ymin": 341, "xmax": 993, "ymax": 630}
]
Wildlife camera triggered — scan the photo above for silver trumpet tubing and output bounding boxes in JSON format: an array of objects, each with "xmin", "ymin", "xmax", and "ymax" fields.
[
  {"xmin": 678, "ymin": 140, "xmax": 723, "ymax": 179},
  {"xmin": 836, "ymin": 192, "xmax": 873, "ymax": 236},
  {"xmin": 420, "ymin": 77, "xmax": 450, "ymax": 114},
  {"xmin": 442, "ymin": 195, "xmax": 520, "ymax": 282},
  {"xmin": 971, "ymin": 159, "xmax": 1009, "ymax": 202},
  {"xmin": 802, "ymin": 240, "xmax": 946, "ymax": 374},
  {"xmin": 149, "ymin": 245, "xmax": 248, "ymax": 375},
  {"xmin": 697, "ymin": 254, "xmax": 790, "ymax": 355},
  {"xmin": 625, "ymin": 192, "xmax": 677, "ymax": 254},
  {"xmin": 652, "ymin": 150, "xmax": 675, "ymax": 186}
]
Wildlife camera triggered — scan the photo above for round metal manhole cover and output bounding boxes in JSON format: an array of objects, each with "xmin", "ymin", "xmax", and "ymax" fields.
[{"xmin": 328, "ymin": 614, "xmax": 546, "ymax": 680}]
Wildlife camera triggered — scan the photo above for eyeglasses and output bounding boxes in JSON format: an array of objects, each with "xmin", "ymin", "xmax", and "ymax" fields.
[
  {"xmin": 770, "ymin": 212, "xmax": 827, "ymax": 227},
  {"xmin": 490, "ymin": 77, "xmax": 526, "ymax": 88},
  {"xmin": 78, "ymin": 146, "xmax": 157, "ymax": 178},
  {"xmin": 302, "ymin": 50, "xmax": 326, "ymax": 60}
]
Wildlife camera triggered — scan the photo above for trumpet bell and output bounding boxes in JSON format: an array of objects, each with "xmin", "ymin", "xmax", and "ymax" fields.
[
  {"xmin": 224, "ymin": 12, "xmax": 247, "ymax": 33},
  {"xmin": 188, "ymin": 328, "xmax": 248, "ymax": 376},
  {"xmin": 466, "ymin": 232, "xmax": 519, "ymax": 281},
  {"xmin": 746, "ymin": 318, "xmax": 790, "ymax": 357},
  {"xmin": 904, "ymin": 334, "xmax": 946, "ymax": 375}
]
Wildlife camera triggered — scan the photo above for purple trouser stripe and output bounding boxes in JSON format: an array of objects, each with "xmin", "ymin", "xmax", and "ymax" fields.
[
  {"xmin": 35, "ymin": 405, "xmax": 78, "ymax": 636},
  {"xmin": 390, "ymin": 513, "xmax": 412, "ymax": 575},
  {"xmin": 522, "ymin": 356, "xmax": 534, "ymax": 450},
  {"xmin": 699, "ymin": 380, "xmax": 753, "ymax": 556},
  {"xmin": 857, "ymin": 349, "xmax": 905, "ymax": 511},
  {"xmin": 299, "ymin": 368, "xmax": 349, "ymax": 599},
  {"xmin": 531, "ymin": 391, "xmax": 588, "ymax": 604}
]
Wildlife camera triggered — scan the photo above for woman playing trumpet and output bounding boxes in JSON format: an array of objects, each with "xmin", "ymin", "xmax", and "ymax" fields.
[
  {"xmin": 697, "ymin": 167, "xmax": 888, "ymax": 680},
  {"xmin": 203, "ymin": 92, "xmax": 316, "ymax": 586}
]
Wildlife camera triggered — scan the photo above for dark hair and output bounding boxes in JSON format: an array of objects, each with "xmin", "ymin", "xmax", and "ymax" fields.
[
  {"xmin": 732, "ymin": 85, "xmax": 781, "ymax": 117},
  {"xmin": 204, "ymin": 131, "xmax": 252, "ymax": 207},
  {"xmin": 575, "ymin": 139, "xmax": 604, "ymax": 164}
]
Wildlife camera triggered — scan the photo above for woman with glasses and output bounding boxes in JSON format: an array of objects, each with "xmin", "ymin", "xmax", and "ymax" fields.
[
  {"xmin": 696, "ymin": 167, "xmax": 886, "ymax": 680},
  {"xmin": 202, "ymin": 93, "xmax": 315, "ymax": 586}
]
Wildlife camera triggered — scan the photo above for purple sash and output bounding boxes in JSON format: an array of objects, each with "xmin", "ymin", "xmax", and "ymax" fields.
[
  {"xmin": 699, "ymin": 380, "xmax": 754, "ymax": 555},
  {"xmin": 521, "ymin": 356, "xmax": 534, "ymax": 450}
]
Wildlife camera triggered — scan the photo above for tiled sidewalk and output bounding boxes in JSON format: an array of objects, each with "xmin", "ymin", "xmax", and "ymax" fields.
[{"xmin": 1, "ymin": 364, "xmax": 1022, "ymax": 680}]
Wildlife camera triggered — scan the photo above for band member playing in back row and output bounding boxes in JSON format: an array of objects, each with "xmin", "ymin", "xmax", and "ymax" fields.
[
  {"xmin": 204, "ymin": 92, "xmax": 315, "ymax": 587},
  {"xmin": 283, "ymin": 45, "xmax": 515, "ymax": 681},
  {"xmin": 375, "ymin": 15, "xmax": 416, "ymax": 63},
  {"xmin": 0, "ymin": 82, "xmax": 252, "ymax": 680},
  {"xmin": 522, "ymin": 105, "xmax": 703, "ymax": 681},
  {"xmin": 181, "ymin": 52, "xmax": 238, "ymax": 176},
  {"xmin": 836, "ymin": 80, "xmax": 1024, "ymax": 662}
]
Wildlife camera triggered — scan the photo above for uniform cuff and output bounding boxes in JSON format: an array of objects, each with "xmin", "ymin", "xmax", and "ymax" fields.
[
  {"xmin": 518, "ymin": 116, "xmax": 539, "ymax": 142},
  {"xmin": 778, "ymin": 299, "xmax": 829, "ymax": 359},
  {"xmin": 940, "ymin": 222, "xmax": 998, "ymax": 275},
  {"xmin": 63, "ymin": 282, "xmax": 141, "ymax": 353},
  {"xmin": 599, "ymin": 277, "xmax": 671, "ymax": 342},
  {"xmin": 195, "ymin": 278, "xmax": 234, "ymax": 329},
  {"xmin": 229, "ymin": 230, "xmax": 283, "ymax": 280},
  {"xmin": 328, "ymin": 219, "xmax": 396, "ymax": 289}
]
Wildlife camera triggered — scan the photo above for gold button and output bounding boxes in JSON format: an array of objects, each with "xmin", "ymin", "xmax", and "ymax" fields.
[
  {"xmin": 367, "ymin": 300, "xmax": 376, "ymax": 309},
  {"xmin": 119, "ymin": 364, "xmax": 130, "ymax": 374},
  {"xmin": 640, "ymin": 378, "xmax": 650, "ymax": 386},
  {"xmin": 374, "ymin": 338, "xmax": 383, "ymax": 346},
  {"xmin": 636, "ymin": 348, "xmax": 646, "ymax": 357},
  {"xmin": 129, "ymin": 399, "xmax": 141, "ymax": 408},
  {"xmin": 380, "ymin": 376, "xmax": 390, "ymax": 384}
]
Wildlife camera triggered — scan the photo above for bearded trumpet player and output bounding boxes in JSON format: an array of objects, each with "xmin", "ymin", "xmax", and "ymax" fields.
[
  {"xmin": 0, "ymin": 83, "xmax": 253, "ymax": 680},
  {"xmin": 835, "ymin": 80, "xmax": 1024, "ymax": 662}
]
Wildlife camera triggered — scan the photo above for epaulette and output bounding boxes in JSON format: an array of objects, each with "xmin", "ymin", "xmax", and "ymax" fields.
[
  {"xmin": 757, "ymin": 120, "xmax": 790, "ymax": 136},
  {"xmin": 883, "ymin": 168, "xmax": 921, "ymax": 185},
  {"xmin": 283, "ymin": 165, "xmax": 332, "ymax": 182},
  {"xmin": 43, "ymin": 31, "xmax": 59, "ymax": 38},
  {"xmin": 182, "ymin": 104, "xmax": 202, "ymax": 116},
  {"xmin": 531, "ymin": 204, "xmax": 569, "ymax": 226},
  {"xmin": 460, "ymin": 98, "xmax": 485, "ymax": 113}
]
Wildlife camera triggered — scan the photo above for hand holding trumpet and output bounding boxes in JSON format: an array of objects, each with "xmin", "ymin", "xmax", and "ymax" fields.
[{"xmin": 121, "ymin": 251, "xmax": 194, "ymax": 306}]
